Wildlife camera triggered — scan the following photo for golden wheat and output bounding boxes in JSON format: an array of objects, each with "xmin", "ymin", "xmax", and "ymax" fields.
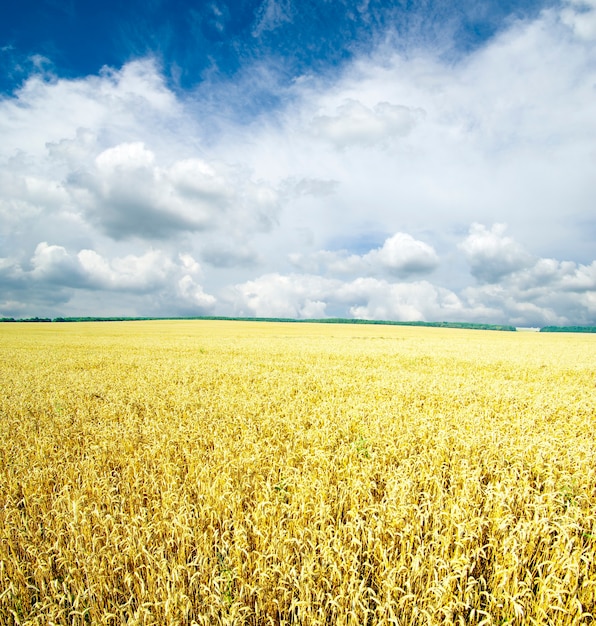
[{"xmin": 0, "ymin": 321, "xmax": 594, "ymax": 625}]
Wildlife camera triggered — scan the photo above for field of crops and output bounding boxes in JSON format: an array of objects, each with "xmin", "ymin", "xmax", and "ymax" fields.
[{"xmin": 1, "ymin": 320, "xmax": 595, "ymax": 625}]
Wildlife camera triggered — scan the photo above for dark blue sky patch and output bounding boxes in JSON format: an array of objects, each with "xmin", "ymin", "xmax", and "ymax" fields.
[{"xmin": 1, "ymin": 0, "xmax": 553, "ymax": 96}]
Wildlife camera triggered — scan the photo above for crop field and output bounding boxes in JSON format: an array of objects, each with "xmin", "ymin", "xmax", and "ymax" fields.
[{"xmin": 1, "ymin": 320, "xmax": 595, "ymax": 625}]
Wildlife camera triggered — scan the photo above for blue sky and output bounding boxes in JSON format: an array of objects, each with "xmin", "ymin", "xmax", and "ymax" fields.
[
  {"xmin": 1, "ymin": 0, "xmax": 548, "ymax": 92},
  {"xmin": 1, "ymin": 0, "xmax": 595, "ymax": 325}
]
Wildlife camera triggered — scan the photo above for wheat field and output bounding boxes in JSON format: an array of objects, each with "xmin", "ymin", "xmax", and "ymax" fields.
[{"xmin": 0, "ymin": 320, "xmax": 594, "ymax": 625}]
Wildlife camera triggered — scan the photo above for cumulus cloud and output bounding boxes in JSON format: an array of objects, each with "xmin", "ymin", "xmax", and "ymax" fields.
[
  {"xmin": 311, "ymin": 100, "xmax": 424, "ymax": 149},
  {"xmin": 1, "ymin": 244, "xmax": 217, "ymax": 316},
  {"xmin": 0, "ymin": 57, "xmax": 280, "ymax": 246},
  {"xmin": 0, "ymin": 168, "xmax": 69, "ymax": 227},
  {"xmin": 231, "ymin": 272, "xmax": 487, "ymax": 322},
  {"xmin": 235, "ymin": 221, "xmax": 595, "ymax": 326},
  {"xmin": 30, "ymin": 243, "xmax": 183, "ymax": 291},
  {"xmin": 291, "ymin": 232, "xmax": 439, "ymax": 277},
  {"xmin": 67, "ymin": 142, "xmax": 280, "ymax": 240},
  {"xmin": 233, "ymin": 251, "xmax": 596, "ymax": 326},
  {"xmin": 461, "ymin": 226, "xmax": 596, "ymax": 325},
  {"xmin": 30, "ymin": 243, "xmax": 87, "ymax": 285},
  {"xmin": 459, "ymin": 223, "xmax": 534, "ymax": 283},
  {"xmin": 0, "ymin": 59, "xmax": 181, "ymax": 159},
  {"xmin": 561, "ymin": 0, "xmax": 596, "ymax": 40},
  {"xmin": 345, "ymin": 279, "xmax": 469, "ymax": 322},
  {"xmin": 177, "ymin": 275, "xmax": 217, "ymax": 310},
  {"xmin": 231, "ymin": 273, "xmax": 333, "ymax": 318},
  {"xmin": 367, "ymin": 233, "xmax": 439, "ymax": 274}
]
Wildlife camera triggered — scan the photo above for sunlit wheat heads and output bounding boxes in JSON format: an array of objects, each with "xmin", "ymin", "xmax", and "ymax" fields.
[{"xmin": 1, "ymin": 321, "xmax": 594, "ymax": 624}]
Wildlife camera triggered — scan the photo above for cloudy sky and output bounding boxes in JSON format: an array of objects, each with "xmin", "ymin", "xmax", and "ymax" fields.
[{"xmin": 1, "ymin": 0, "xmax": 595, "ymax": 325}]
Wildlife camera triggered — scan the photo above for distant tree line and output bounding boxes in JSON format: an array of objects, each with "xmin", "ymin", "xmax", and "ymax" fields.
[
  {"xmin": 305, "ymin": 318, "xmax": 517, "ymax": 331},
  {"xmin": 540, "ymin": 326, "xmax": 596, "ymax": 333},
  {"xmin": 1, "ymin": 317, "xmax": 52, "ymax": 322},
  {"xmin": 3, "ymin": 316, "xmax": 595, "ymax": 332},
  {"xmin": 1, "ymin": 315, "xmax": 516, "ymax": 330}
]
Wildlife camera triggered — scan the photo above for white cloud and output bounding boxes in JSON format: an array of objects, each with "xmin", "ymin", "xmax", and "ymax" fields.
[
  {"xmin": 289, "ymin": 178, "xmax": 340, "ymax": 198},
  {"xmin": 252, "ymin": 0, "xmax": 293, "ymax": 36},
  {"xmin": 8, "ymin": 243, "xmax": 217, "ymax": 315},
  {"xmin": 0, "ymin": 59, "xmax": 181, "ymax": 159},
  {"xmin": 200, "ymin": 242, "xmax": 260, "ymax": 268},
  {"xmin": 66, "ymin": 142, "xmax": 280, "ymax": 240},
  {"xmin": 561, "ymin": 0, "xmax": 596, "ymax": 40},
  {"xmin": 367, "ymin": 232, "xmax": 439, "ymax": 274},
  {"xmin": 233, "ymin": 249, "xmax": 596, "ymax": 326},
  {"xmin": 461, "ymin": 231, "xmax": 596, "ymax": 325},
  {"xmin": 232, "ymin": 221, "xmax": 596, "ymax": 325},
  {"xmin": 78, "ymin": 248, "xmax": 179, "ymax": 292},
  {"xmin": 291, "ymin": 232, "xmax": 439, "ymax": 277},
  {"xmin": 46, "ymin": 128, "xmax": 98, "ymax": 169},
  {"xmin": 71, "ymin": 144, "xmax": 217, "ymax": 238},
  {"xmin": 0, "ymin": 172, "xmax": 55, "ymax": 225},
  {"xmin": 0, "ymin": 2, "xmax": 595, "ymax": 325},
  {"xmin": 231, "ymin": 273, "xmax": 335, "ymax": 318},
  {"xmin": 231, "ymin": 273, "xmax": 472, "ymax": 322},
  {"xmin": 311, "ymin": 99, "xmax": 424, "ymax": 149},
  {"xmin": 346, "ymin": 279, "xmax": 469, "ymax": 323},
  {"xmin": 459, "ymin": 223, "xmax": 534, "ymax": 283},
  {"xmin": 30, "ymin": 243, "xmax": 171, "ymax": 292},
  {"xmin": 177, "ymin": 275, "xmax": 217, "ymax": 310},
  {"xmin": 30, "ymin": 242, "xmax": 85, "ymax": 285}
]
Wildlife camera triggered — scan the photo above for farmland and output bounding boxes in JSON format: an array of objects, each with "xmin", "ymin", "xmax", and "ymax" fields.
[{"xmin": 1, "ymin": 320, "xmax": 595, "ymax": 625}]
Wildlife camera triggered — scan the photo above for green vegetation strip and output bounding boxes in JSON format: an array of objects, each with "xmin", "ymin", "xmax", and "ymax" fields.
[{"xmin": 1, "ymin": 316, "xmax": 517, "ymax": 331}]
